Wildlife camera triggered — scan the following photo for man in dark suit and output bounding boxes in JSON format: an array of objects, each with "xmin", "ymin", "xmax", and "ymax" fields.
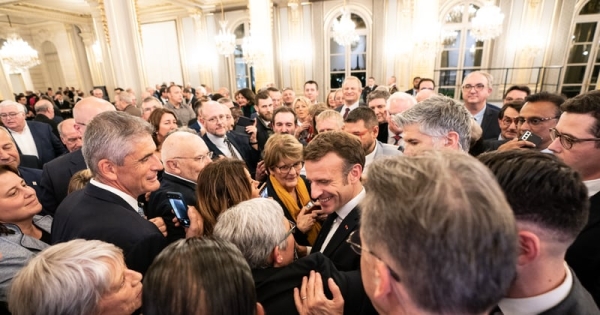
[
  {"xmin": 254, "ymin": 91, "xmax": 274, "ymax": 152},
  {"xmin": 355, "ymin": 151, "xmax": 517, "ymax": 315},
  {"xmin": 52, "ymin": 111, "xmax": 202, "ymax": 275},
  {"xmin": 33, "ymin": 99, "xmax": 60, "ymax": 138},
  {"xmin": 404, "ymin": 76, "xmax": 421, "ymax": 96},
  {"xmin": 0, "ymin": 100, "xmax": 66, "ymax": 167},
  {"xmin": 115, "ymin": 92, "xmax": 142, "ymax": 117},
  {"xmin": 53, "ymin": 91, "xmax": 71, "ymax": 110},
  {"xmin": 0, "ymin": 126, "xmax": 43, "ymax": 199},
  {"xmin": 335, "ymin": 76, "xmax": 366, "ymax": 120},
  {"xmin": 304, "ymin": 131, "xmax": 365, "ymax": 272},
  {"xmin": 360, "ymin": 77, "xmax": 378, "ymax": 104},
  {"xmin": 214, "ymin": 198, "xmax": 376, "ymax": 315},
  {"xmin": 39, "ymin": 96, "xmax": 115, "ymax": 215},
  {"xmin": 549, "ymin": 90, "xmax": 600, "ymax": 306},
  {"xmin": 462, "ymin": 71, "xmax": 501, "ymax": 140},
  {"xmin": 480, "ymin": 150, "xmax": 599, "ymax": 314},
  {"xmin": 366, "ymin": 89, "xmax": 391, "ymax": 143},
  {"xmin": 147, "ymin": 131, "xmax": 211, "ymax": 244},
  {"xmin": 200, "ymin": 101, "xmax": 260, "ymax": 177}
]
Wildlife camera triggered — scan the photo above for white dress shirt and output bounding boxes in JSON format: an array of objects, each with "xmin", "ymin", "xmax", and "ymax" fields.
[
  {"xmin": 90, "ymin": 179, "xmax": 139, "ymax": 211},
  {"xmin": 206, "ymin": 132, "xmax": 241, "ymax": 159},
  {"xmin": 9, "ymin": 124, "xmax": 39, "ymax": 158},
  {"xmin": 585, "ymin": 178, "xmax": 600, "ymax": 197},
  {"xmin": 320, "ymin": 188, "xmax": 366, "ymax": 253}
]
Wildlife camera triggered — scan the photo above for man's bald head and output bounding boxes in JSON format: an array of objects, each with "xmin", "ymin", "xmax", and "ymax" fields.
[
  {"xmin": 161, "ymin": 131, "xmax": 211, "ymax": 182},
  {"xmin": 416, "ymin": 89, "xmax": 436, "ymax": 103},
  {"xmin": 73, "ymin": 97, "xmax": 116, "ymax": 136}
]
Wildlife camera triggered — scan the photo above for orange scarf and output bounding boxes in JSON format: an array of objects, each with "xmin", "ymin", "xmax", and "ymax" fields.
[{"xmin": 269, "ymin": 174, "xmax": 321, "ymax": 244}]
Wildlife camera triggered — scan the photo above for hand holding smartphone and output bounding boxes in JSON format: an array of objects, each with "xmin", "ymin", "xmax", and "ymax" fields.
[
  {"xmin": 167, "ymin": 192, "xmax": 191, "ymax": 227},
  {"xmin": 519, "ymin": 130, "xmax": 543, "ymax": 147}
]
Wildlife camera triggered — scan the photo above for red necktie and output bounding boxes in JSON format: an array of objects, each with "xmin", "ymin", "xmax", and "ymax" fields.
[{"xmin": 343, "ymin": 108, "xmax": 350, "ymax": 119}]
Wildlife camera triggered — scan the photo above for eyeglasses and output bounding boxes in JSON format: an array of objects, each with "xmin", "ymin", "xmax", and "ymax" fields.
[
  {"xmin": 501, "ymin": 116, "xmax": 519, "ymax": 126},
  {"xmin": 461, "ymin": 84, "xmax": 486, "ymax": 91},
  {"xmin": 206, "ymin": 115, "xmax": 228, "ymax": 124},
  {"xmin": 172, "ymin": 152, "xmax": 214, "ymax": 162},
  {"xmin": 346, "ymin": 231, "xmax": 401, "ymax": 282},
  {"xmin": 549, "ymin": 128, "xmax": 600, "ymax": 150},
  {"xmin": 273, "ymin": 161, "xmax": 304, "ymax": 174},
  {"xmin": 281, "ymin": 220, "xmax": 296, "ymax": 243},
  {"xmin": 516, "ymin": 117, "xmax": 558, "ymax": 126},
  {"xmin": 0, "ymin": 112, "xmax": 21, "ymax": 119}
]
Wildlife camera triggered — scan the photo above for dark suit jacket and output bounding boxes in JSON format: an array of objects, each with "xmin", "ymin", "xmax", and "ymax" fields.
[
  {"xmin": 51, "ymin": 184, "xmax": 167, "ymax": 275},
  {"xmin": 566, "ymin": 192, "xmax": 600, "ymax": 306},
  {"xmin": 405, "ymin": 88, "xmax": 417, "ymax": 96},
  {"xmin": 335, "ymin": 103, "xmax": 367, "ymax": 114},
  {"xmin": 253, "ymin": 253, "xmax": 376, "ymax": 315},
  {"xmin": 256, "ymin": 118, "xmax": 273, "ymax": 152},
  {"xmin": 188, "ymin": 120, "xmax": 202, "ymax": 133},
  {"xmin": 361, "ymin": 85, "xmax": 378, "ymax": 103},
  {"xmin": 491, "ymin": 270, "xmax": 600, "ymax": 315},
  {"xmin": 311, "ymin": 206, "xmax": 361, "ymax": 272},
  {"xmin": 39, "ymin": 149, "xmax": 87, "ymax": 215},
  {"xmin": 54, "ymin": 99, "xmax": 71, "ymax": 110},
  {"xmin": 265, "ymin": 176, "xmax": 312, "ymax": 246},
  {"xmin": 146, "ymin": 173, "xmax": 194, "ymax": 244},
  {"xmin": 377, "ymin": 122, "xmax": 389, "ymax": 143},
  {"xmin": 18, "ymin": 166, "xmax": 42, "ymax": 200},
  {"xmin": 33, "ymin": 114, "xmax": 59, "ymax": 138},
  {"xmin": 23, "ymin": 121, "xmax": 67, "ymax": 166},
  {"xmin": 481, "ymin": 104, "xmax": 501, "ymax": 140},
  {"xmin": 202, "ymin": 131, "xmax": 260, "ymax": 177},
  {"xmin": 123, "ymin": 105, "xmax": 142, "ymax": 117}
]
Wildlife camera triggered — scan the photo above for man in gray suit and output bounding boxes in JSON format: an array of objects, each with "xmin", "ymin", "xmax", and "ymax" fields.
[
  {"xmin": 479, "ymin": 150, "xmax": 599, "ymax": 314},
  {"xmin": 343, "ymin": 107, "xmax": 401, "ymax": 174}
]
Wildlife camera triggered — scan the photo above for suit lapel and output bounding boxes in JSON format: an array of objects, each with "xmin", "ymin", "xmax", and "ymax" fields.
[
  {"xmin": 27, "ymin": 122, "xmax": 45, "ymax": 161},
  {"xmin": 312, "ymin": 214, "xmax": 337, "ymax": 252},
  {"xmin": 582, "ymin": 192, "xmax": 600, "ymax": 233},
  {"xmin": 322, "ymin": 208, "xmax": 359, "ymax": 256},
  {"xmin": 202, "ymin": 134, "xmax": 225, "ymax": 158}
]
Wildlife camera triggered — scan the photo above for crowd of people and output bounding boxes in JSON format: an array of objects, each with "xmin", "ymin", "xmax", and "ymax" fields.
[{"xmin": 1, "ymin": 71, "xmax": 600, "ymax": 314}]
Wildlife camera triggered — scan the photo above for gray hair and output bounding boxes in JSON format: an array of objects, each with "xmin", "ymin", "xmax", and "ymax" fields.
[
  {"xmin": 57, "ymin": 118, "xmax": 74, "ymax": 137},
  {"xmin": 34, "ymin": 100, "xmax": 52, "ymax": 113},
  {"xmin": 316, "ymin": 110, "xmax": 344, "ymax": 127},
  {"xmin": 8, "ymin": 239, "xmax": 123, "ymax": 315},
  {"xmin": 361, "ymin": 152, "xmax": 517, "ymax": 314},
  {"xmin": 116, "ymin": 92, "xmax": 132, "ymax": 105},
  {"xmin": 386, "ymin": 92, "xmax": 417, "ymax": 111},
  {"xmin": 82, "ymin": 111, "xmax": 153, "ymax": 176},
  {"xmin": 394, "ymin": 95, "xmax": 472, "ymax": 151},
  {"xmin": 342, "ymin": 76, "xmax": 363, "ymax": 89},
  {"xmin": 0, "ymin": 100, "xmax": 26, "ymax": 113},
  {"xmin": 464, "ymin": 71, "xmax": 494, "ymax": 87},
  {"xmin": 213, "ymin": 198, "xmax": 288, "ymax": 269}
]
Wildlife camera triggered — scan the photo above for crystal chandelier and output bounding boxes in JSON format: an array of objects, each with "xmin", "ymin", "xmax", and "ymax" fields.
[
  {"xmin": 471, "ymin": 1, "xmax": 504, "ymax": 41},
  {"xmin": 332, "ymin": 1, "xmax": 359, "ymax": 47},
  {"xmin": 214, "ymin": 2, "xmax": 236, "ymax": 56},
  {"xmin": 0, "ymin": 17, "xmax": 40, "ymax": 74}
]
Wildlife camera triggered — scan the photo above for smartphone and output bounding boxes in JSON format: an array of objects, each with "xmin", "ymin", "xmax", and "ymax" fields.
[
  {"xmin": 519, "ymin": 130, "xmax": 543, "ymax": 147},
  {"xmin": 304, "ymin": 201, "xmax": 315, "ymax": 211},
  {"xmin": 167, "ymin": 192, "xmax": 190, "ymax": 227},
  {"xmin": 235, "ymin": 116, "xmax": 255, "ymax": 134},
  {"xmin": 259, "ymin": 183, "xmax": 269, "ymax": 198}
]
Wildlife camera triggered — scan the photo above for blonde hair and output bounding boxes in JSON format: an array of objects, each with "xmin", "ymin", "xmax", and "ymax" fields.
[{"xmin": 67, "ymin": 169, "xmax": 93, "ymax": 194}]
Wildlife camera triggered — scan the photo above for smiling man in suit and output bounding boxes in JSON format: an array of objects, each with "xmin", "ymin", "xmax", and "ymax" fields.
[
  {"xmin": 462, "ymin": 71, "xmax": 501, "ymax": 140},
  {"xmin": 0, "ymin": 100, "xmax": 66, "ymax": 167},
  {"xmin": 38, "ymin": 97, "xmax": 115, "ymax": 215},
  {"xmin": 304, "ymin": 131, "xmax": 365, "ymax": 271},
  {"xmin": 200, "ymin": 101, "xmax": 260, "ymax": 177}
]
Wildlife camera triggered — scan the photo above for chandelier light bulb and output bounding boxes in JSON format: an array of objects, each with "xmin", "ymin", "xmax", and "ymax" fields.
[
  {"xmin": 471, "ymin": 2, "xmax": 504, "ymax": 41},
  {"xmin": 0, "ymin": 33, "xmax": 41, "ymax": 74},
  {"xmin": 332, "ymin": 8, "xmax": 359, "ymax": 47}
]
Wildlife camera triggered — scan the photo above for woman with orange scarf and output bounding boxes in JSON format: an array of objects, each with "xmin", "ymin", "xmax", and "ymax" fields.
[{"xmin": 262, "ymin": 134, "xmax": 321, "ymax": 246}]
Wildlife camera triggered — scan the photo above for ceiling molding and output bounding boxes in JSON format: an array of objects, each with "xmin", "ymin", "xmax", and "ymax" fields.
[{"xmin": 0, "ymin": 3, "xmax": 91, "ymax": 25}]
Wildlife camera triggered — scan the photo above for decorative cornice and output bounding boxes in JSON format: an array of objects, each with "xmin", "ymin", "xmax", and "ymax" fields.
[{"xmin": 0, "ymin": 4, "xmax": 91, "ymax": 25}]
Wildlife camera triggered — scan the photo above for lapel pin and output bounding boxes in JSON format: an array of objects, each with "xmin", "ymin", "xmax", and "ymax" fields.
[{"xmin": 344, "ymin": 225, "xmax": 348, "ymax": 230}]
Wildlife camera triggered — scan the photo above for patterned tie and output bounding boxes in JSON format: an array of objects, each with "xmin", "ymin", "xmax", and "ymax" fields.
[
  {"xmin": 224, "ymin": 137, "xmax": 239, "ymax": 159},
  {"xmin": 137, "ymin": 205, "xmax": 146, "ymax": 219},
  {"xmin": 343, "ymin": 108, "xmax": 350, "ymax": 119},
  {"xmin": 393, "ymin": 134, "xmax": 401, "ymax": 146}
]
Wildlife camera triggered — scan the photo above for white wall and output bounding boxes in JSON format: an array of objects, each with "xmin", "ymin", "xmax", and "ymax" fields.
[{"xmin": 141, "ymin": 20, "xmax": 183, "ymax": 86}]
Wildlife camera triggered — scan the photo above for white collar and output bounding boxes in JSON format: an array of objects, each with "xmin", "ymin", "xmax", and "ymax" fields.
[
  {"xmin": 498, "ymin": 264, "xmax": 572, "ymax": 315},
  {"xmin": 335, "ymin": 188, "xmax": 365, "ymax": 220},
  {"xmin": 206, "ymin": 132, "xmax": 226, "ymax": 144},
  {"xmin": 585, "ymin": 178, "xmax": 600, "ymax": 197},
  {"xmin": 164, "ymin": 171, "xmax": 196, "ymax": 185},
  {"xmin": 8, "ymin": 122, "xmax": 28, "ymax": 134},
  {"xmin": 342, "ymin": 101, "xmax": 360, "ymax": 112},
  {"xmin": 90, "ymin": 179, "xmax": 139, "ymax": 211}
]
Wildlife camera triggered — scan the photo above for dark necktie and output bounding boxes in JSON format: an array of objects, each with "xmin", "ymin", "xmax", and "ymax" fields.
[
  {"xmin": 343, "ymin": 108, "xmax": 350, "ymax": 119},
  {"xmin": 267, "ymin": 122, "xmax": 272, "ymax": 129},
  {"xmin": 224, "ymin": 137, "xmax": 239, "ymax": 159},
  {"xmin": 393, "ymin": 134, "xmax": 401, "ymax": 146}
]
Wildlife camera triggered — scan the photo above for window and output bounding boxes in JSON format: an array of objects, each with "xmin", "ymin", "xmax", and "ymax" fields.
[
  {"xmin": 561, "ymin": 0, "xmax": 600, "ymax": 98},
  {"xmin": 329, "ymin": 13, "xmax": 368, "ymax": 89},
  {"xmin": 437, "ymin": 2, "xmax": 485, "ymax": 99},
  {"xmin": 232, "ymin": 22, "xmax": 255, "ymax": 91}
]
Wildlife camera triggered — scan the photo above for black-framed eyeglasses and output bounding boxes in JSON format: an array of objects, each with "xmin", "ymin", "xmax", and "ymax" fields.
[
  {"xmin": 461, "ymin": 84, "xmax": 486, "ymax": 91},
  {"xmin": 516, "ymin": 116, "xmax": 558, "ymax": 126},
  {"xmin": 172, "ymin": 152, "xmax": 214, "ymax": 162},
  {"xmin": 550, "ymin": 128, "xmax": 600, "ymax": 150},
  {"xmin": 346, "ymin": 231, "xmax": 401, "ymax": 282},
  {"xmin": 273, "ymin": 161, "xmax": 304, "ymax": 174}
]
